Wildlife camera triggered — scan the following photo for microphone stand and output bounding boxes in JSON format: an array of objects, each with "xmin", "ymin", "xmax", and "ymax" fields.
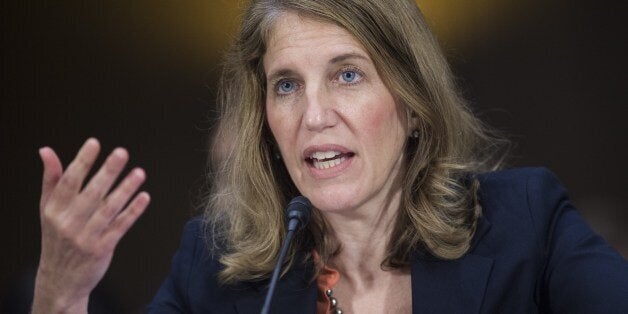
[{"xmin": 260, "ymin": 196, "xmax": 311, "ymax": 314}]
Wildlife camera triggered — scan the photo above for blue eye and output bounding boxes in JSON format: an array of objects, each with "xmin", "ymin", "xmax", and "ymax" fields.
[
  {"xmin": 277, "ymin": 80, "xmax": 295, "ymax": 94},
  {"xmin": 340, "ymin": 70, "xmax": 360, "ymax": 83}
]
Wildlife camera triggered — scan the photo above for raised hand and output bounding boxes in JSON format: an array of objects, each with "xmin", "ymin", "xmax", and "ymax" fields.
[{"xmin": 32, "ymin": 138, "xmax": 150, "ymax": 314}]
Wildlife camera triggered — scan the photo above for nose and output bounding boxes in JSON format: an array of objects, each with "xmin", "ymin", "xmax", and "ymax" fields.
[{"xmin": 302, "ymin": 86, "xmax": 337, "ymax": 132}]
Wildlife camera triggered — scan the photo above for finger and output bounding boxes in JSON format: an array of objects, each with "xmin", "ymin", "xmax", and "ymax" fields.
[
  {"xmin": 52, "ymin": 138, "xmax": 101, "ymax": 202},
  {"xmin": 79, "ymin": 147, "xmax": 129, "ymax": 207},
  {"xmin": 100, "ymin": 192, "xmax": 150, "ymax": 251},
  {"xmin": 39, "ymin": 147, "xmax": 63, "ymax": 209},
  {"xmin": 86, "ymin": 167, "xmax": 145, "ymax": 235}
]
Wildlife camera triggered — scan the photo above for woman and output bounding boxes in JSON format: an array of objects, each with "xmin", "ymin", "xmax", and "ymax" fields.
[{"xmin": 33, "ymin": 0, "xmax": 628, "ymax": 313}]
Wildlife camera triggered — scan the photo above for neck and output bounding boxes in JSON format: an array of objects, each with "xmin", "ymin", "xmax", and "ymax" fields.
[{"xmin": 321, "ymin": 187, "xmax": 402, "ymax": 285}]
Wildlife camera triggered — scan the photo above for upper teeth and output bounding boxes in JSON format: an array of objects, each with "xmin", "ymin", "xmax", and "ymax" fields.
[{"xmin": 310, "ymin": 151, "xmax": 341, "ymax": 160}]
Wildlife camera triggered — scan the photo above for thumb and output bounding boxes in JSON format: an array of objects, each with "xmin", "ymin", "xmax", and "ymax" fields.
[{"xmin": 39, "ymin": 147, "xmax": 63, "ymax": 209}]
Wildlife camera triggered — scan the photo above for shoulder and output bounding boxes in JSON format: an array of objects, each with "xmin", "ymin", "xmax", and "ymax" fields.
[
  {"xmin": 475, "ymin": 166, "xmax": 564, "ymax": 200},
  {"xmin": 171, "ymin": 217, "xmax": 222, "ymax": 284},
  {"xmin": 148, "ymin": 218, "xmax": 317, "ymax": 313},
  {"xmin": 472, "ymin": 167, "xmax": 628, "ymax": 312},
  {"xmin": 148, "ymin": 218, "xmax": 245, "ymax": 313},
  {"xmin": 474, "ymin": 167, "xmax": 565, "ymax": 241},
  {"xmin": 471, "ymin": 167, "xmax": 563, "ymax": 264},
  {"xmin": 474, "ymin": 167, "xmax": 609, "ymax": 254}
]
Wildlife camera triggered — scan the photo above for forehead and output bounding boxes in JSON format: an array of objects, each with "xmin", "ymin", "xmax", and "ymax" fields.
[{"xmin": 263, "ymin": 12, "xmax": 370, "ymax": 71}]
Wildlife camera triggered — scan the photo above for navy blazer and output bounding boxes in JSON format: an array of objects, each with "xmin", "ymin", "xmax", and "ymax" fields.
[{"xmin": 148, "ymin": 168, "xmax": 628, "ymax": 313}]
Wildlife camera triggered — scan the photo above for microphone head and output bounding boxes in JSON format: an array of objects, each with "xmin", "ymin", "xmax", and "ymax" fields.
[{"xmin": 286, "ymin": 196, "xmax": 312, "ymax": 228}]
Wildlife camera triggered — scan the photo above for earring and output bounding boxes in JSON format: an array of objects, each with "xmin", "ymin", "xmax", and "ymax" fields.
[
  {"xmin": 275, "ymin": 152, "xmax": 282, "ymax": 160},
  {"xmin": 411, "ymin": 129, "xmax": 419, "ymax": 139}
]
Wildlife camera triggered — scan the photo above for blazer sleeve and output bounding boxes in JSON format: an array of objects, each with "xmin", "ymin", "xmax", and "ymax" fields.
[
  {"xmin": 527, "ymin": 168, "xmax": 628, "ymax": 313},
  {"xmin": 146, "ymin": 218, "xmax": 203, "ymax": 313}
]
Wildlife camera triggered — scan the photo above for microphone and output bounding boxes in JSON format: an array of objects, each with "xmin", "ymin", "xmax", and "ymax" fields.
[{"xmin": 261, "ymin": 196, "xmax": 312, "ymax": 314}]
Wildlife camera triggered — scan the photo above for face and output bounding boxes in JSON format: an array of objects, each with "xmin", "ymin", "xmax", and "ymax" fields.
[{"xmin": 264, "ymin": 13, "xmax": 408, "ymax": 214}]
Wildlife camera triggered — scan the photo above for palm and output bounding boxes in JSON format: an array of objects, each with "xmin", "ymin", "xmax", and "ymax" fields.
[{"xmin": 33, "ymin": 138, "xmax": 150, "ymax": 313}]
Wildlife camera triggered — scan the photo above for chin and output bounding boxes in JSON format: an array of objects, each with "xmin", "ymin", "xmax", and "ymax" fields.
[{"xmin": 303, "ymin": 187, "xmax": 361, "ymax": 214}]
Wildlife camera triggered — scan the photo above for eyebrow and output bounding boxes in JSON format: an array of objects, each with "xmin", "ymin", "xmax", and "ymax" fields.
[
  {"xmin": 265, "ymin": 52, "xmax": 370, "ymax": 83},
  {"xmin": 266, "ymin": 69, "xmax": 297, "ymax": 85},
  {"xmin": 328, "ymin": 52, "xmax": 370, "ymax": 64}
]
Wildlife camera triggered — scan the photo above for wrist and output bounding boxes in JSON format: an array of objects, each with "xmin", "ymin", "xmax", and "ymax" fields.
[
  {"xmin": 32, "ymin": 295, "xmax": 88, "ymax": 314},
  {"xmin": 32, "ymin": 292, "xmax": 89, "ymax": 314},
  {"xmin": 32, "ymin": 272, "xmax": 89, "ymax": 314}
]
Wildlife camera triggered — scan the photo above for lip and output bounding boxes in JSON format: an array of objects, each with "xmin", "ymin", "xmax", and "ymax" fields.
[{"xmin": 303, "ymin": 144, "xmax": 355, "ymax": 179}]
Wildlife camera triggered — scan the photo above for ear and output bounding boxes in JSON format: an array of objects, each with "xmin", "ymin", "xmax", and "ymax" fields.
[{"xmin": 407, "ymin": 110, "xmax": 420, "ymax": 137}]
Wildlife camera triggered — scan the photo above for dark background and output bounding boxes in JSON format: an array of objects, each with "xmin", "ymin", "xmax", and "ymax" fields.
[{"xmin": 1, "ymin": 0, "xmax": 626, "ymax": 312}]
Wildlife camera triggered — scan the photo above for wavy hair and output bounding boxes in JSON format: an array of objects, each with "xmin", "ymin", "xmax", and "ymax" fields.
[{"xmin": 204, "ymin": 0, "xmax": 508, "ymax": 284}]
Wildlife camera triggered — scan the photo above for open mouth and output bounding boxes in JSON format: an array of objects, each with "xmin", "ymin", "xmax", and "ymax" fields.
[{"xmin": 306, "ymin": 151, "xmax": 355, "ymax": 170}]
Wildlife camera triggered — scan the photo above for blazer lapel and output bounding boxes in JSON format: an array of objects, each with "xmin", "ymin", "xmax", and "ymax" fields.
[{"xmin": 411, "ymin": 216, "xmax": 494, "ymax": 314}]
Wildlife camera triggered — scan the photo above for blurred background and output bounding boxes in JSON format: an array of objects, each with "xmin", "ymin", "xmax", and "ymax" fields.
[{"xmin": 1, "ymin": 0, "xmax": 626, "ymax": 312}]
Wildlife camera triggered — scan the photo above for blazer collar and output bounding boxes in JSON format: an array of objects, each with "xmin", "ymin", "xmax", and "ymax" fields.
[{"xmin": 411, "ymin": 215, "xmax": 494, "ymax": 314}]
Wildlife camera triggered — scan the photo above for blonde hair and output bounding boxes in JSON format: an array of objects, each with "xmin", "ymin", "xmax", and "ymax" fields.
[{"xmin": 205, "ymin": 0, "xmax": 508, "ymax": 284}]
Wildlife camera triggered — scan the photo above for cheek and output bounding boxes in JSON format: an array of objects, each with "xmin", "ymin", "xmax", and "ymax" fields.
[
  {"xmin": 360, "ymin": 96, "xmax": 404, "ymax": 142},
  {"xmin": 266, "ymin": 94, "xmax": 299, "ymax": 133},
  {"xmin": 266, "ymin": 109, "xmax": 280, "ymax": 137},
  {"xmin": 266, "ymin": 104, "xmax": 297, "ymax": 153},
  {"xmin": 265, "ymin": 98, "xmax": 284, "ymax": 136}
]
